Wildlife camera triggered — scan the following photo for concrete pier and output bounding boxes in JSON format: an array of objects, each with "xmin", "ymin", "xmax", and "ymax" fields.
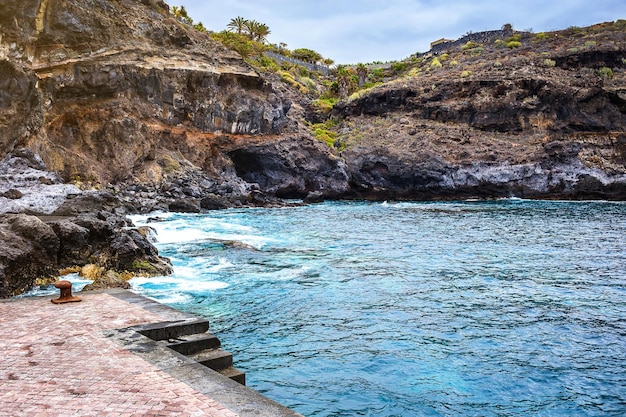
[{"xmin": 0, "ymin": 288, "xmax": 303, "ymax": 417}]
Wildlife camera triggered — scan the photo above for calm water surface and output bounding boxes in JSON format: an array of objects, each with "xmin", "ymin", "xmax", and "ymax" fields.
[{"xmin": 129, "ymin": 200, "xmax": 626, "ymax": 417}]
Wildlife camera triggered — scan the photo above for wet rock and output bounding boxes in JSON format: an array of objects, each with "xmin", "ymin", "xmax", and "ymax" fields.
[
  {"xmin": 1, "ymin": 209, "xmax": 173, "ymax": 297},
  {"xmin": 51, "ymin": 191, "xmax": 123, "ymax": 216},
  {"xmin": 168, "ymin": 198, "xmax": 201, "ymax": 213},
  {"xmin": 0, "ymin": 214, "xmax": 60, "ymax": 298},
  {"xmin": 81, "ymin": 270, "xmax": 131, "ymax": 291},
  {"xmin": 62, "ymin": 213, "xmax": 172, "ymax": 275},
  {"xmin": 50, "ymin": 220, "xmax": 91, "ymax": 266},
  {"xmin": 304, "ymin": 191, "xmax": 325, "ymax": 204},
  {"xmin": 200, "ymin": 194, "xmax": 231, "ymax": 210},
  {"xmin": 136, "ymin": 225, "xmax": 158, "ymax": 243}
]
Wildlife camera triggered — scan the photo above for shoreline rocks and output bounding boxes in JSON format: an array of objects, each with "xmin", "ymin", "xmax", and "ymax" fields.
[{"xmin": 0, "ymin": 150, "xmax": 172, "ymax": 298}]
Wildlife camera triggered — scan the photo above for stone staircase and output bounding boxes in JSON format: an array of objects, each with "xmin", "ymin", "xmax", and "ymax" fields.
[{"xmin": 137, "ymin": 318, "xmax": 246, "ymax": 385}]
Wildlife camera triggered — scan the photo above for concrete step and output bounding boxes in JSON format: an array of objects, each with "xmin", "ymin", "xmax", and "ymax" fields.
[
  {"xmin": 137, "ymin": 319, "xmax": 210, "ymax": 341},
  {"xmin": 166, "ymin": 333, "xmax": 221, "ymax": 355},
  {"xmin": 220, "ymin": 367, "xmax": 246, "ymax": 385},
  {"xmin": 189, "ymin": 348, "xmax": 233, "ymax": 371}
]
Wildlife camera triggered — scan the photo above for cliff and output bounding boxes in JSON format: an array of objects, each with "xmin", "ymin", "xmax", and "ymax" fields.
[
  {"xmin": 0, "ymin": 0, "xmax": 347, "ymax": 209},
  {"xmin": 2, "ymin": 2, "xmax": 624, "ymax": 206},
  {"xmin": 331, "ymin": 23, "xmax": 626, "ymax": 200}
]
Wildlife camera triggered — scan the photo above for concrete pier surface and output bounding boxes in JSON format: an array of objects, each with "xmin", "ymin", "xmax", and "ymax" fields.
[{"xmin": 0, "ymin": 288, "xmax": 303, "ymax": 417}]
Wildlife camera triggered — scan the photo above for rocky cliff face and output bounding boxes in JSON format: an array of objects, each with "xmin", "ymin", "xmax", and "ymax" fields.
[
  {"xmin": 0, "ymin": 0, "xmax": 346, "ymax": 205},
  {"xmin": 3, "ymin": 1, "xmax": 623, "ymax": 207},
  {"xmin": 332, "ymin": 24, "xmax": 626, "ymax": 200}
]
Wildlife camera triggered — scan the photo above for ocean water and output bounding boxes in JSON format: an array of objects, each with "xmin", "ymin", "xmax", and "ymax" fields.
[{"xmin": 126, "ymin": 200, "xmax": 626, "ymax": 417}]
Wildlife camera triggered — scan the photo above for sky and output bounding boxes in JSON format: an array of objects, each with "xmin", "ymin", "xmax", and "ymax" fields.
[{"xmin": 174, "ymin": 0, "xmax": 626, "ymax": 64}]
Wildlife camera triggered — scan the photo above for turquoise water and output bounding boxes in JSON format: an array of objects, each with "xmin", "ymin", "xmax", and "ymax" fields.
[{"xmin": 130, "ymin": 200, "xmax": 626, "ymax": 417}]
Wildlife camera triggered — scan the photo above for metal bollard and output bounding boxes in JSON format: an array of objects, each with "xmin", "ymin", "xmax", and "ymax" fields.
[{"xmin": 51, "ymin": 280, "xmax": 82, "ymax": 304}]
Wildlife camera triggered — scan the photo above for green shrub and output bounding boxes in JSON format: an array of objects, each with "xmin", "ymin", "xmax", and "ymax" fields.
[
  {"xmin": 280, "ymin": 61, "xmax": 295, "ymax": 71},
  {"xmin": 461, "ymin": 41, "xmax": 481, "ymax": 51},
  {"xmin": 300, "ymin": 76, "xmax": 317, "ymax": 92},
  {"xmin": 406, "ymin": 67, "xmax": 421, "ymax": 77},
  {"xmin": 534, "ymin": 32, "xmax": 548, "ymax": 41},
  {"xmin": 297, "ymin": 65, "xmax": 311, "ymax": 77},
  {"xmin": 507, "ymin": 41, "xmax": 522, "ymax": 48},
  {"xmin": 391, "ymin": 61, "xmax": 408, "ymax": 73},
  {"xmin": 310, "ymin": 120, "xmax": 339, "ymax": 148},
  {"xmin": 494, "ymin": 39, "xmax": 507, "ymax": 48},
  {"xmin": 312, "ymin": 98, "xmax": 338, "ymax": 114},
  {"xmin": 543, "ymin": 58, "xmax": 556, "ymax": 67},
  {"xmin": 348, "ymin": 89, "xmax": 370, "ymax": 102},
  {"xmin": 361, "ymin": 81, "xmax": 383, "ymax": 89},
  {"xmin": 598, "ymin": 67, "xmax": 614, "ymax": 79},
  {"xmin": 566, "ymin": 25, "xmax": 585, "ymax": 36},
  {"xmin": 257, "ymin": 55, "xmax": 279, "ymax": 71},
  {"xmin": 369, "ymin": 68, "xmax": 385, "ymax": 81},
  {"xmin": 584, "ymin": 40, "xmax": 597, "ymax": 48},
  {"xmin": 278, "ymin": 70, "xmax": 299, "ymax": 88},
  {"xmin": 461, "ymin": 70, "xmax": 472, "ymax": 78},
  {"xmin": 439, "ymin": 53, "xmax": 450, "ymax": 61},
  {"xmin": 471, "ymin": 47, "xmax": 484, "ymax": 56},
  {"xmin": 430, "ymin": 57, "xmax": 443, "ymax": 68}
]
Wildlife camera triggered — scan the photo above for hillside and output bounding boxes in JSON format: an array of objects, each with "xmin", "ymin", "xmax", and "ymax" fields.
[
  {"xmin": 0, "ymin": 1, "xmax": 625, "ymax": 296},
  {"xmin": 325, "ymin": 23, "xmax": 626, "ymax": 199},
  {"xmin": 0, "ymin": 0, "xmax": 348, "ymax": 296},
  {"xmin": 1, "ymin": 1, "xmax": 624, "ymax": 206}
]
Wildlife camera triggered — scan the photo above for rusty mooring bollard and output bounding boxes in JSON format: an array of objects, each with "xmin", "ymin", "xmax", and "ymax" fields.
[{"xmin": 51, "ymin": 280, "xmax": 82, "ymax": 304}]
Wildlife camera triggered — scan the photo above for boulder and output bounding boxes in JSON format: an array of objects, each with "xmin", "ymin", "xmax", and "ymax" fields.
[
  {"xmin": 304, "ymin": 191, "xmax": 325, "ymax": 204},
  {"xmin": 0, "ymin": 214, "xmax": 60, "ymax": 298},
  {"xmin": 168, "ymin": 198, "xmax": 201, "ymax": 213},
  {"xmin": 50, "ymin": 220, "xmax": 91, "ymax": 266},
  {"xmin": 200, "ymin": 194, "xmax": 231, "ymax": 210},
  {"xmin": 81, "ymin": 270, "xmax": 131, "ymax": 291}
]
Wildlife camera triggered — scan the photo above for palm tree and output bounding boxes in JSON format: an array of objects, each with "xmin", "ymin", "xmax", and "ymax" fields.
[
  {"xmin": 252, "ymin": 22, "xmax": 271, "ymax": 43},
  {"xmin": 242, "ymin": 19, "xmax": 256, "ymax": 38},
  {"xmin": 356, "ymin": 63, "xmax": 368, "ymax": 87},
  {"xmin": 336, "ymin": 66, "xmax": 352, "ymax": 99},
  {"xmin": 227, "ymin": 16, "xmax": 247, "ymax": 35},
  {"xmin": 243, "ymin": 20, "xmax": 270, "ymax": 42}
]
